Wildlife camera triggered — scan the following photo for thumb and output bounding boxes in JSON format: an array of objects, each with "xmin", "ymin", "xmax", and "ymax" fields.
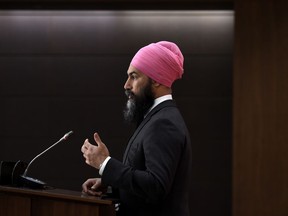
[
  {"xmin": 91, "ymin": 181, "xmax": 100, "ymax": 190},
  {"xmin": 94, "ymin": 132, "xmax": 104, "ymax": 147}
]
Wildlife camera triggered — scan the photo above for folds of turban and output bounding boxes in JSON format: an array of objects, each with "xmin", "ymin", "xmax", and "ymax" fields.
[{"xmin": 130, "ymin": 41, "xmax": 184, "ymax": 88}]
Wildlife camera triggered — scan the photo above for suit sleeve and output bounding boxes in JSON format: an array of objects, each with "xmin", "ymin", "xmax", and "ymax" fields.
[{"xmin": 101, "ymin": 118, "xmax": 185, "ymax": 203}]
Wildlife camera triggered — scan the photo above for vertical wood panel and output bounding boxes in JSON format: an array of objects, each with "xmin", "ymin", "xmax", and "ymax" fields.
[
  {"xmin": 233, "ymin": 1, "xmax": 288, "ymax": 216},
  {"xmin": 32, "ymin": 198, "xmax": 100, "ymax": 216},
  {"xmin": 0, "ymin": 194, "xmax": 31, "ymax": 216}
]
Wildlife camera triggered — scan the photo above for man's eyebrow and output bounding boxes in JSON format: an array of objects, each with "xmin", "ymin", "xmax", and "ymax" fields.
[{"xmin": 128, "ymin": 71, "xmax": 138, "ymax": 76}]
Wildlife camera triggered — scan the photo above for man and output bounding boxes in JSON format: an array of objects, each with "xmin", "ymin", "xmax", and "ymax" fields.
[{"xmin": 81, "ymin": 41, "xmax": 192, "ymax": 216}]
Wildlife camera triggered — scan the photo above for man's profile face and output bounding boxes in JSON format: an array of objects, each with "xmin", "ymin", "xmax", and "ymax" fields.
[
  {"xmin": 124, "ymin": 66, "xmax": 151, "ymax": 97},
  {"xmin": 123, "ymin": 65, "xmax": 154, "ymax": 124}
]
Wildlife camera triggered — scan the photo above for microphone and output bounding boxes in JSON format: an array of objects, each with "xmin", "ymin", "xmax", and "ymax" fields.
[{"xmin": 20, "ymin": 131, "xmax": 73, "ymax": 189}]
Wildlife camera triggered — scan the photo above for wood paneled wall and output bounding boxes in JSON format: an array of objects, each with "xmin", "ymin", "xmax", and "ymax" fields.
[
  {"xmin": 233, "ymin": 1, "xmax": 288, "ymax": 216},
  {"xmin": 0, "ymin": 9, "xmax": 233, "ymax": 216}
]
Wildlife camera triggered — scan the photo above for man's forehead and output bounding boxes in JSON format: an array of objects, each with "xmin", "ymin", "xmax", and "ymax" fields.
[{"xmin": 127, "ymin": 65, "xmax": 144, "ymax": 76}]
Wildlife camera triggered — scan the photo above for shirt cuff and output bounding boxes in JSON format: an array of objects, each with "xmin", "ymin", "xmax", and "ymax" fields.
[{"xmin": 99, "ymin": 156, "xmax": 111, "ymax": 176}]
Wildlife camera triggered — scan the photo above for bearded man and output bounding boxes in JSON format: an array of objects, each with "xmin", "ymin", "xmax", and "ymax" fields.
[{"xmin": 81, "ymin": 41, "xmax": 192, "ymax": 216}]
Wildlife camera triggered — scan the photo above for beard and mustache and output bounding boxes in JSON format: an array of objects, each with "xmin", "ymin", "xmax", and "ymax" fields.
[{"xmin": 123, "ymin": 79, "xmax": 154, "ymax": 125}]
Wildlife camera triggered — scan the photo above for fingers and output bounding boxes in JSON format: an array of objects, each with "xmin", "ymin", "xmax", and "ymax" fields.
[
  {"xmin": 94, "ymin": 133, "xmax": 104, "ymax": 147},
  {"xmin": 82, "ymin": 179, "xmax": 90, "ymax": 192},
  {"xmin": 91, "ymin": 181, "xmax": 101, "ymax": 191},
  {"xmin": 89, "ymin": 180, "xmax": 103, "ymax": 196},
  {"xmin": 81, "ymin": 139, "xmax": 91, "ymax": 153},
  {"xmin": 81, "ymin": 132, "xmax": 109, "ymax": 169},
  {"xmin": 82, "ymin": 133, "xmax": 104, "ymax": 151},
  {"xmin": 82, "ymin": 178, "xmax": 102, "ymax": 196},
  {"xmin": 82, "ymin": 178, "xmax": 95, "ymax": 192},
  {"xmin": 84, "ymin": 189, "xmax": 102, "ymax": 196},
  {"xmin": 83, "ymin": 184, "xmax": 102, "ymax": 196},
  {"xmin": 81, "ymin": 133, "xmax": 102, "ymax": 152}
]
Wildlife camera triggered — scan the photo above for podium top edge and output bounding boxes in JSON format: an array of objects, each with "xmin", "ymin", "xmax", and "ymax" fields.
[{"xmin": 0, "ymin": 185, "xmax": 114, "ymax": 205}]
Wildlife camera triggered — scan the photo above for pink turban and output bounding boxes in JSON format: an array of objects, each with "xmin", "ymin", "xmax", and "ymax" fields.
[{"xmin": 130, "ymin": 41, "xmax": 184, "ymax": 88}]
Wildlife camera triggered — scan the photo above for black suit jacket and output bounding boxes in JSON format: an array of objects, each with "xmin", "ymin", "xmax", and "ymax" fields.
[{"xmin": 102, "ymin": 100, "xmax": 192, "ymax": 216}]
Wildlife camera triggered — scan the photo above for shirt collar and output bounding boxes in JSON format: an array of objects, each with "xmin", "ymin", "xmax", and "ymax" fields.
[{"xmin": 145, "ymin": 94, "xmax": 173, "ymax": 118}]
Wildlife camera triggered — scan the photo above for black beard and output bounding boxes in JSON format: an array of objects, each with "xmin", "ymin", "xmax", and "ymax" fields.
[{"xmin": 123, "ymin": 79, "xmax": 154, "ymax": 125}]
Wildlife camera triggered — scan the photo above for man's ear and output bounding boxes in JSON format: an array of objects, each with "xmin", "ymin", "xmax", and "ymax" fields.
[{"xmin": 152, "ymin": 80, "xmax": 161, "ymax": 87}]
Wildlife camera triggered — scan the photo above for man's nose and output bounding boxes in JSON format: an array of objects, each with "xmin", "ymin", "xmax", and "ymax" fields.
[{"xmin": 124, "ymin": 78, "xmax": 131, "ymax": 90}]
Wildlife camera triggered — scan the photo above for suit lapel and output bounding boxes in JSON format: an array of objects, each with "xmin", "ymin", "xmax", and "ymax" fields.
[{"xmin": 122, "ymin": 100, "xmax": 176, "ymax": 163}]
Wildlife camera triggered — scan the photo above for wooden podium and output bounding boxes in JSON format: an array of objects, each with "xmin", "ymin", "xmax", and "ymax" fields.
[{"xmin": 0, "ymin": 186, "xmax": 116, "ymax": 216}]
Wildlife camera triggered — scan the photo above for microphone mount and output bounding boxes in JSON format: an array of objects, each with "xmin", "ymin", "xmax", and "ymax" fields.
[{"xmin": 20, "ymin": 131, "xmax": 73, "ymax": 189}]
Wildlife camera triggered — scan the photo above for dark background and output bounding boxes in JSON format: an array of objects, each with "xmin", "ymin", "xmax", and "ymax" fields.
[{"xmin": 0, "ymin": 8, "xmax": 233, "ymax": 216}]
